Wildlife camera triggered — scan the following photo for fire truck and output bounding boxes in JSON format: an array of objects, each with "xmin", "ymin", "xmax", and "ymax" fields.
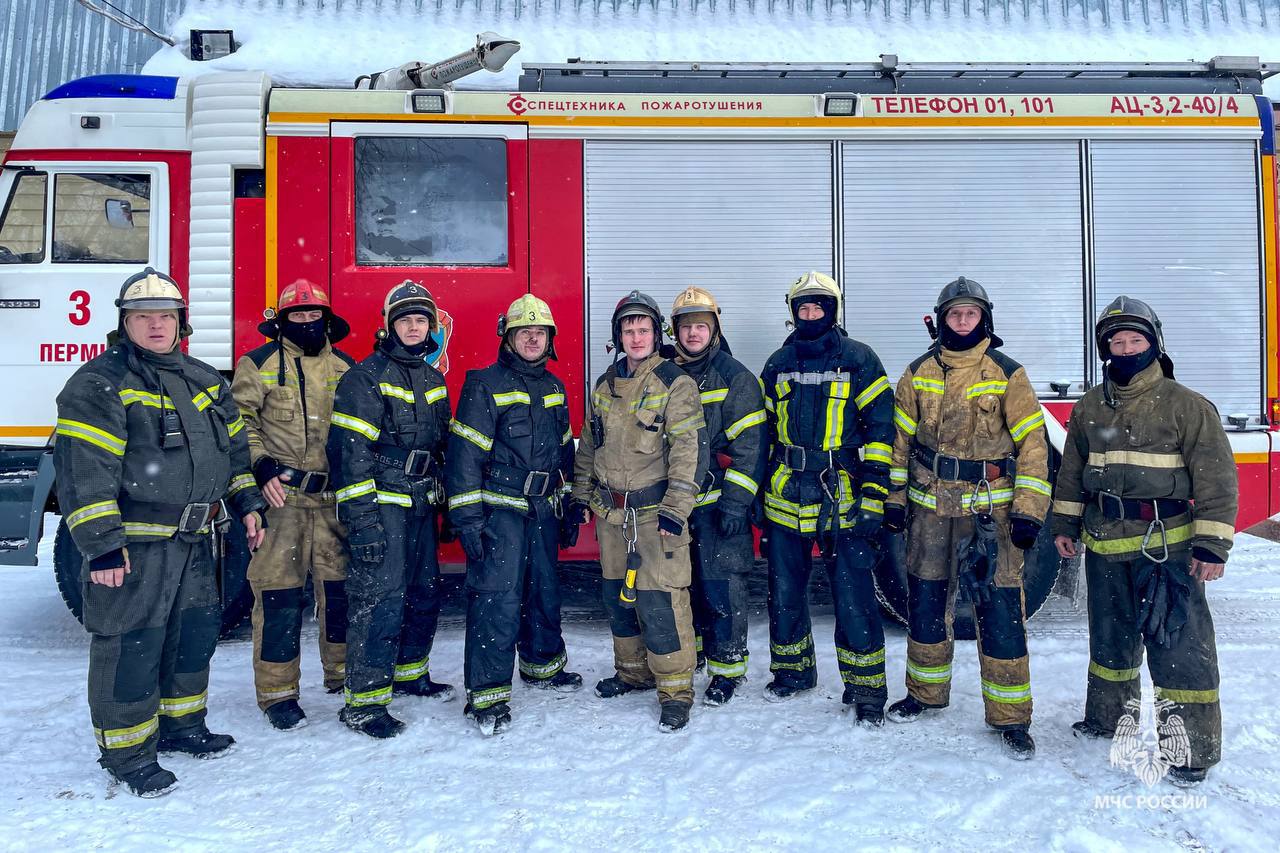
[{"xmin": 0, "ymin": 43, "xmax": 1275, "ymax": 635}]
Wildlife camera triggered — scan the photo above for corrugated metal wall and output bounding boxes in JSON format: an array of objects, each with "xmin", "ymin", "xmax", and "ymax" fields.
[{"xmin": 3, "ymin": 0, "xmax": 1276, "ymax": 130}]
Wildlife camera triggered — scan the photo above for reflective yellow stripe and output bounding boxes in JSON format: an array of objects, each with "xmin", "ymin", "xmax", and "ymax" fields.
[
  {"xmin": 966, "ymin": 381, "xmax": 1008, "ymax": 398},
  {"xmin": 562, "ymin": 427, "xmax": 573, "ymax": 445},
  {"xmin": 631, "ymin": 393, "xmax": 670, "ymax": 412},
  {"xmin": 1014, "ymin": 475, "xmax": 1052, "ymax": 497},
  {"xmin": 330, "ymin": 412, "xmax": 380, "ymax": 441},
  {"xmin": 449, "ymin": 419, "xmax": 494, "ymax": 451},
  {"xmin": 863, "ymin": 441, "xmax": 892, "ymax": 465},
  {"xmin": 859, "ymin": 498, "xmax": 885, "ymax": 515},
  {"xmin": 95, "ymin": 716, "xmax": 159, "ymax": 749},
  {"xmin": 336, "ymin": 479, "xmax": 376, "ymax": 502},
  {"xmin": 981, "ymin": 679, "xmax": 1031, "ymax": 704},
  {"xmin": 55, "ymin": 418, "xmax": 126, "ymax": 456},
  {"xmin": 836, "ymin": 646, "xmax": 886, "ymax": 666},
  {"xmin": 1193, "ymin": 519, "xmax": 1235, "ymax": 542},
  {"xmin": 700, "ymin": 388, "xmax": 729, "ymax": 404},
  {"xmin": 694, "ymin": 488, "xmax": 722, "ymax": 506},
  {"xmin": 228, "ymin": 473, "xmax": 255, "ymax": 495},
  {"xmin": 1087, "ymin": 450, "xmax": 1185, "ymax": 469},
  {"xmin": 158, "ymin": 691, "xmax": 208, "ymax": 718},
  {"xmin": 543, "ymin": 392, "xmax": 565, "ymax": 408},
  {"xmin": 777, "ymin": 398, "xmax": 792, "ymax": 445},
  {"xmin": 855, "ymin": 375, "xmax": 891, "ymax": 409},
  {"xmin": 911, "ymin": 377, "xmax": 945, "ymax": 395},
  {"xmin": 1009, "ymin": 411, "xmax": 1046, "ymax": 441},
  {"xmin": 890, "ymin": 466, "xmax": 909, "ymax": 485},
  {"xmin": 448, "ymin": 490, "xmax": 483, "ymax": 510},
  {"xmin": 863, "ymin": 482, "xmax": 889, "ymax": 497},
  {"xmin": 493, "ymin": 391, "xmax": 531, "ymax": 406},
  {"xmin": 769, "ymin": 463, "xmax": 791, "ymax": 498},
  {"xmin": 123, "ymin": 522, "xmax": 180, "ymax": 538},
  {"xmin": 1089, "ymin": 661, "xmax": 1141, "ymax": 682},
  {"xmin": 724, "ymin": 409, "xmax": 765, "ymax": 440},
  {"xmin": 118, "ymin": 389, "xmax": 174, "ymax": 409},
  {"xmin": 1082, "ymin": 522, "xmax": 1193, "ymax": 556},
  {"xmin": 470, "ymin": 685, "xmax": 514, "ymax": 708},
  {"xmin": 1155, "ymin": 687, "xmax": 1219, "ymax": 704},
  {"xmin": 592, "ymin": 391, "xmax": 612, "ymax": 413},
  {"xmin": 66, "ymin": 499, "xmax": 120, "ymax": 530},
  {"xmin": 770, "ymin": 637, "xmax": 812, "ymax": 656},
  {"xmin": 345, "ymin": 685, "xmax": 393, "ymax": 707},
  {"xmin": 723, "ymin": 468, "xmax": 758, "ymax": 495},
  {"xmin": 394, "ymin": 656, "xmax": 429, "ymax": 681},
  {"xmin": 375, "ymin": 490, "xmax": 412, "ymax": 506},
  {"xmin": 227, "ymin": 416, "xmax": 245, "ymax": 437},
  {"xmin": 1053, "ymin": 499, "xmax": 1085, "ymax": 517},
  {"xmin": 423, "ymin": 386, "xmax": 448, "ymax": 405},
  {"xmin": 378, "ymin": 382, "xmax": 414, "ymax": 403},
  {"xmin": 482, "ymin": 490, "xmax": 529, "ymax": 512},
  {"xmin": 191, "ymin": 390, "xmax": 216, "ymax": 412},
  {"xmin": 893, "ymin": 406, "xmax": 918, "ymax": 437},
  {"xmin": 908, "ymin": 486, "xmax": 1014, "ymax": 511},
  {"xmin": 906, "ymin": 661, "xmax": 951, "ymax": 683},
  {"xmin": 822, "ymin": 381, "xmax": 849, "ymax": 450},
  {"xmin": 707, "ymin": 658, "xmax": 748, "ymax": 678},
  {"xmin": 668, "ymin": 413, "xmax": 703, "ymax": 436}
]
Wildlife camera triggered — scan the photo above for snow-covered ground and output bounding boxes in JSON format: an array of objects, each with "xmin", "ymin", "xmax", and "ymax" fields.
[{"xmin": 2, "ymin": 525, "xmax": 1278, "ymax": 850}]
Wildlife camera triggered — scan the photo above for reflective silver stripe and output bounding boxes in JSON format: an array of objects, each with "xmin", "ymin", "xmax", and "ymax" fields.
[
  {"xmin": 258, "ymin": 686, "xmax": 298, "ymax": 701},
  {"xmin": 893, "ymin": 406, "xmax": 918, "ymax": 436},
  {"xmin": 543, "ymin": 392, "xmax": 565, "ymax": 407},
  {"xmin": 483, "ymin": 490, "xmax": 529, "ymax": 512},
  {"xmin": 854, "ymin": 375, "xmax": 891, "ymax": 409},
  {"xmin": 337, "ymin": 479, "xmax": 376, "ymax": 502},
  {"xmin": 493, "ymin": 391, "xmax": 531, "ymax": 406},
  {"xmin": 123, "ymin": 522, "xmax": 181, "ymax": 538},
  {"xmin": 706, "ymin": 658, "xmax": 747, "ymax": 678},
  {"xmin": 1009, "ymin": 411, "xmax": 1045, "ymax": 441},
  {"xmin": 700, "ymin": 388, "xmax": 729, "ymax": 404},
  {"xmin": 448, "ymin": 490, "xmax": 483, "ymax": 510},
  {"xmin": 375, "ymin": 491, "xmax": 412, "ymax": 506},
  {"xmin": 394, "ymin": 657, "xmax": 429, "ymax": 681},
  {"xmin": 66, "ymin": 500, "xmax": 121, "ymax": 529},
  {"xmin": 776, "ymin": 370, "xmax": 849, "ymax": 385},
  {"xmin": 519, "ymin": 652, "xmax": 567, "ymax": 678},
  {"xmin": 1193, "ymin": 519, "xmax": 1235, "ymax": 542},
  {"xmin": 158, "ymin": 691, "xmax": 208, "ymax": 717},
  {"xmin": 694, "ymin": 488, "xmax": 722, "ymax": 506},
  {"xmin": 330, "ymin": 412, "xmax": 380, "ymax": 441},
  {"xmin": 1052, "ymin": 499, "xmax": 1084, "ymax": 517},
  {"xmin": 450, "ymin": 419, "xmax": 494, "ymax": 451},
  {"xmin": 1086, "ymin": 450, "xmax": 1185, "ymax": 468},
  {"xmin": 723, "ymin": 468, "xmax": 758, "ymax": 495},
  {"xmin": 423, "ymin": 385, "xmax": 448, "ymax": 404},
  {"xmin": 55, "ymin": 418, "xmax": 126, "ymax": 456},
  {"xmin": 724, "ymin": 409, "xmax": 766, "ymax": 440},
  {"xmin": 906, "ymin": 661, "xmax": 952, "ymax": 683},
  {"xmin": 890, "ymin": 466, "xmax": 909, "ymax": 485},
  {"xmin": 378, "ymin": 382, "xmax": 414, "ymax": 403},
  {"xmin": 1014, "ymin": 475, "xmax": 1051, "ymax": 497},
  {"xmin": 228, "ymin": 473, "xmax": 255, "ymax": 495}
]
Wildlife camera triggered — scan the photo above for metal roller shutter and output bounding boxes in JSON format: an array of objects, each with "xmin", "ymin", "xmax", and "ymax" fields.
[
  {"xmin": 842, "ymin": 141, "xmax": 1085, "ymax": 394},
  {"xmin": 1091, "ymin": 140, "xmax": 1262, "ymax": 419},
  {"xmin": 584, "ymin": 141, "xmax": 834, "ymax": 384}
]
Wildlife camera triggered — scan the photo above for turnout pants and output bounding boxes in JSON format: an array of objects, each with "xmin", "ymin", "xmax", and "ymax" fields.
[
  {"xmin": 903, "ymin": 506, "xmax": 1032, "ymax": 729},
  {"xmin": 343, "ymin": 502, "xmax": 442, "ymax": 708},
  {"xmin": 1082, "ymin": 550, "xmax": 1221, "ymax": 769},
  {"xmin": 766, "ymin": 525, "xmax": 887, "ymax": 704},
  {"xmin": 597, "ymin": 516, "xmax": 697, "ymax": 706},
  {"xmin": 83, "ymin": 535, "xmax": 220, "ymax": 773},
  {"xmin": 464, "ymin": 505, "xmax": 570, "ymax": 710},
  {"xmin": 689, "ymin": 507, "xmax": 750, "ymax": 679},
  {"xmin": 249, "ymin": 497, "xmax": 348, "ymax": 710}
]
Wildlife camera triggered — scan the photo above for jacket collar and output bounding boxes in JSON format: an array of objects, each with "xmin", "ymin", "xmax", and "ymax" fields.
[
  {"xmin": 1111, "ymin": 359, "xmax": 1165, "ymax": 400},
  {"xmin": 939, "ymin": 337, "xmax": 991, "ymax": 369}
]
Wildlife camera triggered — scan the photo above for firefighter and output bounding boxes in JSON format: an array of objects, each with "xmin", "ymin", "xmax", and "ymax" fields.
[
  {"xmin": 882, "ymin": 277, "xmax": 1049, "ymax": 760},
  {"xmin": 326, "ymin": 281, "xmax": 454, "ymax": 739},
  {"xmin": 669, "ymin": 286, "xmax": 766, "ymax": 706},
  {"xmin": 759, "ymin": 272, "xmax": 895, "ymax": 724},
  {"xmin": 567, "ymin": 290, "xmax": 708, "ymax": 732},
  {"xmin": 53, "ymin": 268, "xmax": 267, "ymax": 797},
  {"xmin": 231, "ymin": 279, "xmax": 355, "ymax": 731},
  {"xmin": 445, "ymin": 294, "xmax": 582, "ymax": 735},
  {"xmin": 1053, "ymin": 296, "xmax": 1236, "ymax": 787}
]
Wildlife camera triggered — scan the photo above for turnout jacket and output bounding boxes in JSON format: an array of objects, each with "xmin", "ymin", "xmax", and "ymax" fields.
[
  {"xmin": 887, "ymin": 338, "xmax": 1050, "ymax": 521},
  {"xmin": 572, "ymin": 352, "xmax": 708, "ymax": 525},
  {"xmin": 445, "ymin": 346, "xmax": 575, "ymax": 527},
  {"xmin": 55, "ymin": 340, "xmax": 266, "ymax": 560},
  {"xmin": 326, "ymin": 339, "xmax": 450, "ymax": 534},
  {"xmin": 231, "ymin": 335, "xmax": 355, "ymax": 499},
  {"xmin": 760, "ymin": 327, "xmax": 895, "ymax": 533},
  {"xmin": 1051, "ymin": 361, "xmax": 1238, "ymax": 563},
  {"xmin": 676, "ymin": 338, "xmax": 767, "ymax": 520}
]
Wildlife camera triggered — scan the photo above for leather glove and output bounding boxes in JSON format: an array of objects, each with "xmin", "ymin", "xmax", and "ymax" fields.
[
  {"xmin": 348, "ymin": 522, "xmax": 386, "ymax": 564},
  {"xmin": 1010, "ymin": 516, "xmax": 1042, "ymax": 551},
  {"xmin": 718, "ymin": 509, "xmax": 748, "ymax": 538},
  {"xmin": 559, "ymin": 500, "xmax": 589, "ymax": 548},
  {"xmin": 845, "ymin": 490, "xmax": 884, "ymax": 539},
  {"xmin": 251, "ymin": 455, "xmax": 282, "ymax": 487},
  {"xmin": 438, "ymin": 512, "xmax": 458, "ymax": 544},
  {"xmin": 883, "ymin": 503, "xmax": 907, "ymax": 535},
  {"xmin": 459, "ymin": 527, "xmax": 485, "ymax": 562},
  {"xmin": 657, "ymin": 510, "xmax": 685, "ymax": 536}
]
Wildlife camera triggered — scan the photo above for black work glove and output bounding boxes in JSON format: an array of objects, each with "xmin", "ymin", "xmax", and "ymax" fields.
[
  {"xmin": 252, "ymin": 455, "xmax": 282, "ymax": 487},
  {"xmin": 657, "ymin": 510, "xmax": 685, "ymax": 536},
  {"xmin": 956, "ymin": 513, "xmax": 999, "ymax": 607},
  {"xmin": 718, "ymin": 509, "xmax": 748, "ymax": 538},
  {"xmin": 459, "ymin": 527, "xmax": 485, "ymax": 562},
  {"xmin": 559, "ymin": 500, "xmax": 589, "ymax": 548},
  {"xmin": 348, "ymin": 522, "xmax": 386, "ymax": 564},
  {"xmin": 845, "ymin": 489, "xmax": 885, "ymax": 539},
  {"xmin": 438, "ymin": 512, "xmax": 457, "ymax": 544},
  {"xmin": 883, "ymin": 503, "xmax": 907, "ymax": 535},
  {"xmin": 89, "ymin": 548, "xmax": 127, "ymax": 572},
  {"xmin": 1010, "ymin": 516, "xmax": 1042, "ymax": 551}
]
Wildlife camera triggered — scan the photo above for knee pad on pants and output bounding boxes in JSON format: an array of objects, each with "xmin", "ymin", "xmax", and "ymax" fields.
[
  {"xmin": 636, "ymin": 589, "xmax": 681, "ymax": 656},
  {"xmin": 908, "ymin": 575, "xmax": 949, "ymax": 645},
  {"xmin": 114, "ymin": 626, "xmax": 165, "ymax": 703},
  {"xmin": 976, "ymin": 587, "xmax": 1027, "ymax": 660},
  {"xmin": 261, "ymin": 587, "xmax": 304, "ymax": 663},
  {"xmin": 321, "ymin": 580, "xmax": 348, "ymax": 644},
  {"xmin": 175, "ymin": 605, "xmax": 222, "ymax": 673},
  {"xmin": 601, "ymin": 578, "xmax": 642, "ymax": 638}
]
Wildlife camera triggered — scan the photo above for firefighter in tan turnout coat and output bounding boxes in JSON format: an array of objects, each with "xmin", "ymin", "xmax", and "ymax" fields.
[
  {"xmin": 884, "ymin": 277, "xmax": 1049, "ymax": 760},
  {"xmin": 1053, "ymin": 296, "xmax": 1237, "ymax": 788}
]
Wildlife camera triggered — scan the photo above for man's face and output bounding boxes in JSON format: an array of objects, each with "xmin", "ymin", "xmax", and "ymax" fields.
[
  {"xmin": 124, "ymin": 310, "xmax": 178, "ymax": 353},
  {"xmin": 620, "ymin": 315, "xmax": 655, "ymax": 361},
  {"xmin": 512, "ymin": 326, "xmax": 549, "ymax": 360},
  {"xmin": 393, "ymin": 313, "xmax": 432, "ymax": 346},
  {"xmin": 796, "ymin": 301, "xmax": 825, "ymax": 321},
  {"xmin": 677, "ymin": 320, "xmax": 712, "ymax": 355},
  {"xmin": 1108, "ymin": 330, "xmax": 1151, "ymax": 357},
  {"xmin": 945, "ymin": 304, "xmax": 982, "ymax": 334},
  {"xmin": 287, "ymin": 309, "xmax": 324, "ymax": 324}
]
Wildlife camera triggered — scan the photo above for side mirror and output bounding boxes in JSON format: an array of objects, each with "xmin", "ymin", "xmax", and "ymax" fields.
[{"xmin": 105, "ymin": 198, "xmax": 134, "ymax": 229}]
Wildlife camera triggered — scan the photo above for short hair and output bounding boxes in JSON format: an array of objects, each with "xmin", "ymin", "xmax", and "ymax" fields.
[{"xmin": 619, "ymin": 314, "xmax": 655, "ymax": 332}]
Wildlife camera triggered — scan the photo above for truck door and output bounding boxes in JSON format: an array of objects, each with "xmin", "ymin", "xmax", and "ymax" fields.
[
  {"xmin": 0, "ymin": 162, "xmax": 168, "ymax": 444},
  {"xmin": 328, "ymin": 122, "xmax": 528, "ymax": 379}
]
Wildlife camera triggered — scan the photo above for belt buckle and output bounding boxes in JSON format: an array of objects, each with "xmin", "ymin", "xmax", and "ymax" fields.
[
  {"xmin": 403, "ymin": 450, "xmax": 432, "ymax": 477},
  {"xmin": 1097, "ymin": 491, "xmax": 1125, "ymax": 521},
  {"xmin": 932, "ymin": 453, "xmax": 961, "ymax": 481},
  {"xmin": 298, "ymin": 471, "xmax": 328, "ymax": 492},
  {"xmin": 785, "ymin": 445, "xmax": 806, "ymax": 471},
  {"xmin": 523, "ymin": 470, "xmax": 551, "ymax": 497},
  {"xmin": 179, "ymin": 502, "xmax": 212, "ymax": 533}
]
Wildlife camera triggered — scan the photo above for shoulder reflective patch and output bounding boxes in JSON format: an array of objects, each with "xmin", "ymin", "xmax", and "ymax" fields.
[
  {"xmin": 378, "ymin": 383, "xmax": 415, "ymax": 403},
  {"xmin": 330, "ymin": 411, "xmax": 380, "ymax": 441},
  {"xmin": 55, "ymin": 418, "xmax": 126, "ymax": 456}
]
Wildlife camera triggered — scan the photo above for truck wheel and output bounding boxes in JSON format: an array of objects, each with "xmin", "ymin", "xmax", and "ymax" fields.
[{"xmin": 52, "ymin": 517, "xmax": 255, "ymax": 637}]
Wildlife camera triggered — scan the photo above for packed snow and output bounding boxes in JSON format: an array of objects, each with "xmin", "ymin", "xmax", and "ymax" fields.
[{"xmin": 3, "ymin": 519, "xmax": 1278, "ymax": 850}]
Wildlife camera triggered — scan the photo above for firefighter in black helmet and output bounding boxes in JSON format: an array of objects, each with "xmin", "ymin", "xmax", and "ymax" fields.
[{"xmin": 327, "ymin": 281, "xmax": 454, "ymax": 739}]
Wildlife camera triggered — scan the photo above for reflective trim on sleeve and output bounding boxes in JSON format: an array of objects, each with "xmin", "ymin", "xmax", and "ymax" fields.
[
  {"xmin": 1053, "ymin": 499, "xmax": 1085, "ymax": 517},
  {"xmin": 191, "ymin": 390, "xmax": 216, "ymax": 412},
  {"xmin": 378, "ymin": 382, "xmax": 415, "ymax": 403},
  {"xmin": 863, "ymin": 441, "xmax": 892, "ymax": 465},
  {"xmin": 449, "ymin": 419, "xmax": 494, "ymax": 452},
  {"xmin": 493, "ymin": 390, "xmax": 531, "ymax": 407},
  {"xmin": 448, "ymin": 490, "xmax": 483, "ymax": 510},
  {"xmin": 700, "ymin": 388, "xmax": 729, "ymax": 404},
  {"xmin": 1089, "ymin": 661, "xmax": 1141, "ymax": 682},
  {"xmin": 1193, "ymin": 519, "xmax": 1235, "ymax": 542},
  {"xmin": 228, "ymin": 473, "xmax": 255, "ymax": 495},
  {"xmin": 592, "ymin": 391, "xmax": 613, "ymax": 413},
  {"xmin": 158, "ymin": 690, "xmax": 208, "ymax": 718},
  {"xmin": 668, "ymin": 413, "xmax": 704, "ymax": 436},
  {"xmin": 694, "ymin": 488, "xmax": 722, "ymax": 507},
  {"xmin": 1009, "ymin": 411, "xmax": 1046, "ymax": 442},
  {"xmin": 890, "ymin": 466, "xmax": 909, "ymax": 486},
  {"xmin": 1086, "ymin": 450, "xmax": 1185, "ymax": 469},
  {"xmin": 424, "ymin": 386, "xmax": 448, "ymax": 405},
  {"xmin": 723, "ymin": 468, "xmax": 759, "ymax": 496},
  {"xmin": 55, "ymin": 418, "xmax": 126, "ymax": 456},
  {"xmin": 966, "ymin": 381, "xmax": 1008, "ymax": 398},
  {"xmin": 893, "ymin": 406, "xmax": 918, "ymax": 437},
  {"xmin": 561, "ymin": 427, "xmax": 573, "ymax": 445},
  {"xmin": 330, "ymin": 412, "xmax": 381, "ymax": 441},
  {"xmin": 855, "ymin": 375, "xmax": 891, "ymax": 409},
  {"xmin": 724, "ymin": 409, "xmax": 766, "ymax": 440},
  {"xmin": 863, "ymin": 482, "xmax": 889, "ymax": 497},
  {"xmin": 66, "ymin": 499, "xmax": 121, "ymax": 530},
  {"xmin": 1014, "ymin": 475, "xmax": 1052, "ymax": 497},
  {"xmin": 336, "ymin": 479, "xmax": 376, "ymax": 503},
  {"xmin": 543, "ymin": 392, "xmax": 565, "ymax": 408},
  {"xmin": 226, "ymin": 416, "xmax": 245, "ymax": 437}
]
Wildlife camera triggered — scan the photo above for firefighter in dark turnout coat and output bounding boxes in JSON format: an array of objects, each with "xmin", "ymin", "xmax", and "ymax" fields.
[
  {"xmin": 669, "ymin": 286, "xmax": 767, "ymax": 706},
  {"xmin": 327, "ymin": 281, "xmax": 454, "ymax": 739},
  {"xmin": 760, "ymin": 272, "xmax": 896, "ymax": 724},
  {"xmin": 446, "ymin": 294, "xmax": 582, "ymax": 735},
  {"xmin": 54, "ymin": 268, "xmax": 267, "ymax": 797}
]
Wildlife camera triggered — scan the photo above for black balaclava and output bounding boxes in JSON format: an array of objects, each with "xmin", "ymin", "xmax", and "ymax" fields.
[
  {"xmin": 1105, "ymin": 330, "xmax": 1159, "ymax": 385},
  {"xmin": 389, "ymin": 309, "xmax": 433, "ymax": 357},
  {"xmin": 280, "ymin": 311, "xmax": 328, "ymax": 356},
  {"xmin": 793, "ymin": 296, "xmax": 837, "ymax": 340},
  {"xmin": 939, "ymin": 323, "xmax": 988, "ymax": 352}
]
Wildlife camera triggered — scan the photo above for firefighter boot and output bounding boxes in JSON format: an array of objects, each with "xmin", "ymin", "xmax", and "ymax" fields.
[
  {"xmin": 107, "ymin": 762, "xmax": 178, "ymax": 799},
  {"xmin": 596, "ymin": 675, "xmax": 656, "ymax": 699},
  {"xmin": 844, "ymin": 687, "xmax": 885, "ymax": 728},
  {"xmin": 1168, "ymin": 767, "xmax": 1210, "ymax": 788},
  {"xmin": 764, "ymin": 679, "xmax": 815, "ymax": 702},
  {"xmin": 1071, "ymin": 719, "xmax": 1113, "ymax": 740},
  {"xmin": 703, "ymin": 675, "xmax": 741, "ymax": 707},
  {"xmin": 157, "ymin": 725, "xmax": 236, "ymax": 759},
  {"xmin": 520, "ymin": 670, "xmax": 584, "ymax": 692},
  {"xmin": 659, "ymin": 701, "xmax": 692, "ymax": 732},
  {"xmin": 465, "ymin": 702, "xmax": 513, "ymax": 737},
  {"xmin": 393, "ymin": 676, "xmax": 457, "ymax": 702},
  {"xmin": 887, "ymin": 694, "xmax": 945, "ymax": 724},
  {"xmin": 264, "ymin": 699, "xmax": 308, "ymax": 732},
  {"xmin": 1000, "ymin": 727, "xmax": 1036, "ymax": 761},
  {"xmin": 339, "ymin": 705, "xmax": 405, "ymax": 739}
]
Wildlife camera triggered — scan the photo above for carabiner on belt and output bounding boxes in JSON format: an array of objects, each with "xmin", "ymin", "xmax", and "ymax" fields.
[
  {"xmin": 1140, "ymin": 499, "xmax": 1170, "ymax": 564},
  {"xmin": 967, "ymin": 478, "xmax": 994, "ymax": 516}
]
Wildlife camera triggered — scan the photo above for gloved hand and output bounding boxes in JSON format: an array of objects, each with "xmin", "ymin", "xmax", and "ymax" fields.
[
  {"xmin": 459, "ymin": 527, "xmax": 485, "ymax": 562},
  {"xmin": 348, "ymin": 522, "xmax": 386, "ymax": 564},
  {"xmin": 956, "ymin": 513, "xmax": 998, "ymax": 607},
  {"xmin": 883, "ymin": 503, "xmax": 907, "ymax": 534},
  {"xmin": 717, "ymin": 509, "xmax": 748, "ymax": 538},
  {"xmin": 251, "ymin": 455, "xmax": 282, "ymax": 487},
  {"xmin": 657, "ymin": 510, "xmax": 685, "ymax": 536},
  {"xmin": 1010, "ymin": 516, "xmax": 1042, "ymax": 550},
  {"xmin": 559, "ymin": 500, "xmax": 589, "ymax": 548},
  {"xmin": 845, "ymin": 490, "xmax": 885, "ymax": 539},
  {"xmin": 438, "ymin": 512, "xmax": 458, "ymax": 544}
]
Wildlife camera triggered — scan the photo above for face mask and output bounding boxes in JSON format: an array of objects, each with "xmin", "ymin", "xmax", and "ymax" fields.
[
  {"xmin": 281, "ymin": 317, "xmax": 327, "ymax": 356},
  {"xmin": 939, "ymin": 324, "xmax": 987, "ymax": 352},
  {"xmin": 1106, "ymin": 347, "xmax": 1158, "ymax": 385},
  {"xmin": 792, "ymin": 297, "xmax": 837, "ymax": 340}
]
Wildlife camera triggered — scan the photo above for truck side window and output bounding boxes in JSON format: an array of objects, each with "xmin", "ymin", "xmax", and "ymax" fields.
[
  {"xmin": 0, "ymin": 172, "xmax": 48, "ymax": 264},
  {"xmin": 52, "ymin": 173, "xmax": 151, "ymax": 263},
  {"xmin": 354, "ymin": 137, "xmax": 508, "ymax": 266}
]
